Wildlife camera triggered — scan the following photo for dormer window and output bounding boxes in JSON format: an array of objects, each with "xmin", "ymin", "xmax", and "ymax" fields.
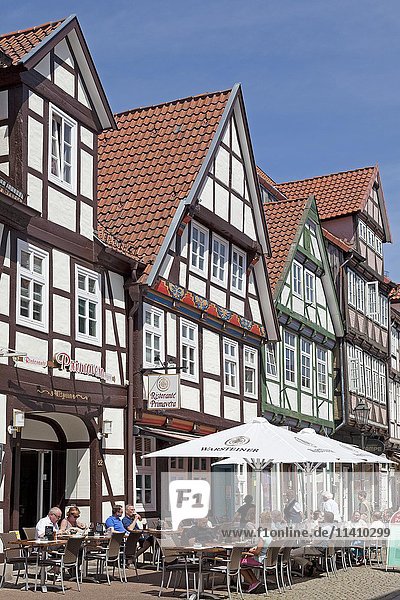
[{"xmin": 49, "ymin": 105, "xmax": 76, "ymax": 192}]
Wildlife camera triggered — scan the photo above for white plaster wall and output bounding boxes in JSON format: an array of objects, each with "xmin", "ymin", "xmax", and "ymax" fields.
[
  {"xmin": 80, "ymin": 150, "xmax": 93, "ymax": 200},
  {"xmin": 105, "ymin": 311, "xmax": 116, "ymax": 346},
  {"xmin": 202, "ymin": 330, "xmax": 220, "ymax": 375},
  {"xmin": 54, "ymin": 63, "xmax": 75, "ymax": 97},
  {"xmin": 53, "ymin": 295, "xmax": 70, "ymax": 336},
  {"xmin": 0, "ymin": 125, "xmax": 8, "ymax": 156},
  {"xmin": 203, "ymin": 378, "xmax": 220, "ymax": 416},
  {"xmin": 214, "ymin": 146, "xmax": 230, "ymax": 185},
  {"xmin": 180, "ymin": 385, "xmax": 200, "ymax": 412},
  {"xmin": 28, "ymin": 91, "xmax": 44, "ymax": 116},
  {"xmin": 243, "ymin": 401, "xmax": 257, "ymax": 422},
  {"xmin": 180, "ymin": 225, "xmax": 188, "ymax": 258},
  {"xmin": 0, "ymin": 322, "xmax": 9, "ymax": 364},
  {"xmin": 65, "ymin": 449, "xmax": 90, "ymax": 500},
  {"xmin": 231, "ymin": 120, "xmax": 240, "ymax": 155},
  {"xmin": 179, "ymin": 264, "xmax": 187, "ymax": 288},
  {"xmin": 281, "ymin": 286, "xmax": 290, "ymax": 306},
  {"xmin": 3, "ymin": 230, "xmax": 9, "ymax": 268},
  {"xmin": 15, "ymin": 333, "xmax": 48, "ymax": 373},
  {"xmin": 104, "ymin": 454, "xmax": 125, "ymax": 496},
  {"xmin": 27, "ymin": 173, "xmax": 43, "ymax": 213},
  {"xmin": 188, "ymin": 274, "xmax": 206, "ymax": 297},
  {"xmin": 214, "ymin": 183, "xmax": 229, "ymax": 221},
  {"xmin": 301, "ymin": 394, "xmax": 313, "ymax": 416},
  {"xmin": 167, "ymin": 312, "xmax": 177, "ymax": 357},
  {"xmin": 230, "ymin": 195, "xmax": 243, "ymax": 232},
  {"xmin": 0, "ymin": 510, "xmax": 3, "ymax": 536},
  {"xmin": 116, "ymin": 312, "xmax": 126, "ymax": 348},
  {"xmin": 0, "ymin": 394, "xmax": 6, "ymax": 445},
  {"xmin": 244, "ymin": 205, "xmax": 256, "ymax": 240},
  {"xmin": 55, "ymin": 39, "xmax": 74, "ymax": 67},
  {"xmin": 28, "ymin": 116, "xmax": 43, "ymax": 173},
  {"xmin": 78, "ymin": 76, "xmax": 90, "ymax": 108},
  {"xmin": 248, "ymin": 272, "xmax": 256, "ymax": 295},
  {"xmin": 80, "ymin": 201, "xmax": 93, "ymax": 239},
  {"xmin": 231, "ymin": 156, "xmax": 244, "ymax": 195},
  {"xmin": 48, "ymin": 187, "xmax": 76, "ymax": 231},
  {"xmin": 102, "ymin": 501, "xmax": 112, "ymax": 523},
  {"xmin": 230, "ymin": 295, "xmax": 245, "ymax": 316},
  {"xmin": 0, "ymin": 90, "xmax": 7, "ymax": 120},
  {"xmin": 224, "ymin": 396, "xmax": 241, "ymax": 422},
  {"xmin": 222, "ymin": 121, "xmax": 230, "ymax": 146},
  {"xmin": 319, "ymin": 402, "xmax": 330, "ymax": 421},
  {"xmin": 199, "ymin": 176, "xmax": 213, "ymax": 210},
  {"xmin": 74, "ymin": 348, "xmax": 102, "ymax": 381},
  {"xmin": 209, "ymin": 285, "xmax": 226, "ymax": 307},
  {"xmin": 109, "ymin": 272, "xmax": 125, "ymax": 309},
  {"xmin": 249, "ymin": 297, "xmax": 262, "ymax": 324},
  {"xmin": 80, "ymin": 127, "xmax": 93, "ymax": 149},
  {"xmin": 0, "ymin": 162, "xmax": 9, "ymax": 176},
  {"xmin": 266, "ymin": 381, "xmax": 280, "ymax": 406},
  {"xmin": 53, "ymin": 339, "xmax": 72, "ymax": 379},
  {"xmin": 105, "ymin": 350, "xmax": 120, "ymax": 385},
  {"xmin": 52, "ymin": 250, "xmax": 70, "ymax": 292},
  {"xmin": 159, "ymin": 254, "xmax": 173, "ymax": 279},
  {"xmin": 292, "ymin": 296, "xmax": 303, "ymax": 315},
  {"xmin": 103, "ymin": 408, "xmax": 124, "ymax": 449},
  {"xmin": 0, "ymin": 272, "xmax": 9, "ymax": 315},
  {"xmin": 34, "ymin": 54, "xmax": 51, "ymax": 79},
  {"xmin": 319, "ymin": 310, "xmax": 327, "ymax": 329}
]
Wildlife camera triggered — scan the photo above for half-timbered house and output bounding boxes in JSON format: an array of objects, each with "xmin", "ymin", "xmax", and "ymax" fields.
[
  {"xmin": 98, "ymin": 84, "xmax": 279, "ymax": 515},
  {"xmin": 260, "ymin": 187, "xmax": 344, "ymax": 433},
  {"xmin": 0, "ymin": 16, "xmax": 132, "ymax": 534}
]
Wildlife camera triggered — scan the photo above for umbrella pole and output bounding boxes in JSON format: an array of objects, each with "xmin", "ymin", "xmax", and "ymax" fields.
[{"xmin": 255, "ymin": 467, "xmax": 261, "ymax": 532}]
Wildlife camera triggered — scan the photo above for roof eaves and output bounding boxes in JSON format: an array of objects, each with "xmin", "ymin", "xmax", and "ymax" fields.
[{"xmin": 18, "ymin": 14, "xmax": 72, "ymax": 65}]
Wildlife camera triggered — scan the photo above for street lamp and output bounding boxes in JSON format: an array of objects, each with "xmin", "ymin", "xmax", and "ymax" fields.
[{"xmin": 354, "ymin": 401, "xmax": 370, "ymax": 449}]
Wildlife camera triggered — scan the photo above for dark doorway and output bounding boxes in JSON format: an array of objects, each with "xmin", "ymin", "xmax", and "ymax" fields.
[{"xmin": 19, "ymin": 450, "xmax": 52, "ymax": 529}]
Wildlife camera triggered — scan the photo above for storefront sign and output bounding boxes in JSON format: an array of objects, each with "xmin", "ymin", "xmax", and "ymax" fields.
[
  {"xmin": 364, "ymin": 438, "xmax": 385, "ymax": 455},
  {"xmin": 53, "ymin": 352, "xmax": 115, "ymax": 383},
  {"xmin": 13, "ymin": 355, "xmax": 48, "ymax": 368},
  {"xmin": 147, "ymin": 374, "xmax": 180, "ymax": 410},
  {"xmin": 37, "ymin": 387, "xmax": 89, "ymax": 401}
]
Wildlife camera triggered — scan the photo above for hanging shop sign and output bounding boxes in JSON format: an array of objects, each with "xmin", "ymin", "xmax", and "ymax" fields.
[
  {"xmin": 364, "ymin": 438, "xmax": 385, "ymax": 455},
  {"xmin": 147, "ymin": 374, "xmax": 180, "ymax": 410},
  {"xmin": 53, "ymin": 352, "xmax": 115, "ymax": 383}
]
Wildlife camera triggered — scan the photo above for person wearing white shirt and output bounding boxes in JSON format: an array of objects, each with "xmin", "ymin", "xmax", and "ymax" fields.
[
  {"xmin": 35, "ymin": 507, "xmax": 62, "ymax": 539},
  {"xmin": 320, "ymin": 491, "xmax": 341, "ymax": 522}
]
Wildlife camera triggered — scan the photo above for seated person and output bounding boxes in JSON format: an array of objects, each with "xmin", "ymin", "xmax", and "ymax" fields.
[
  {"xmin": 181, "ymin": 517, "xmax": 216, "ymax": 546},
  {"xmin": 271, "ymin": 510, "xmax": 286, "ymax": 531},
  {"xmin": 240, "ymin": 512, "xmax": 273, "ymax": 593},
  {"xmin": 36, "ymin": 507, "xmax": 63, "ymax": 539},
  {"xmin": 105, "ymin": 505, "xmax": 128, "ymax": 533},
  {"xmin": 122, "ymin": 505, "xmax": 154, "ymax": 559},
  {"xmin": 347, "ymin": 511, "xmax": 367, "ymax": 565},
  {"xmin": 291, "ymin": 511, "xmax": 336, "ymax": 574},
  {"xmin": 234, "ymin": 495, "xmax": 256, "ymax": 526},
  {"xmin": 59, "ymin": 506, "xmax": 86, "ymax": 533}
]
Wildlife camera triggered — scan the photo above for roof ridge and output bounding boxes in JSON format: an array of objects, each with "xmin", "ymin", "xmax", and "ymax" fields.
[
  {"xmin": 257, "ymin": 165, "xmax": 276, "ymax": 185},
  {"xmin": 264, "ymin": 196, "xmax": 309, "ymax": 206},
  {"xmin": 278, "ymin": 164, "xmax": 377, "ymax": 186},
  {"xmin": 115, "ymin": 87, "xmax": 232, "ymax": 117},
  {"xmin": 0, "ymin": 17, "xmax": 66, "ymax": 40}
]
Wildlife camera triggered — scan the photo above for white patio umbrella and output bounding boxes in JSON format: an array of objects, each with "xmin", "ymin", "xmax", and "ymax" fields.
[{"xmin": 144, "ymin": 416, "xmax": 390, "ymax": 526}]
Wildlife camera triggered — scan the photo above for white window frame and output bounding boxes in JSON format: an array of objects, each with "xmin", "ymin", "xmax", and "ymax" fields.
[
  {"xmin": 358, "ymin": 220, "xmax": 367, "ymax": 242},
  {"xmin": 304, "ymin": 270, "xmax": 315, "ymax": 305},
  {"xmin": 16, "ymin": 240, "xmax": 49, "ymax": 332},
  {"xmin": 190, "ymin": 222, "xmax": 209, "ymax": 277},
  {"xmin": 354, "ymin": 346, "xmax": 365, "ymax": 396},
  {"xmin": 48, "ymin": 104, "xmax": 77, "ymax": 193},
  {"xmin": 366, "ymin": 281, "xmax": 379, "ymax": 322},
  {"xmin": 300, "ymin": 338, "xmax": 312, "ymax": 390},
  {"xmin": 265, "ymin": 343, "xmax": 278, "ymax": 378},
  {"xmin": 284, "ymin": 331, "xmax": 296, "ymax": 384},
  {"xmin": 365, "ymin": 354, "xmax": 372, "ymax": 399},
  {"xmin": 317, "ymin": 347, "xmax": 328, "ymax": 397},
  {"xmin": 135, "ymin": 436, "xmax": 156, "ymax": 512},
  {"xmin": 375, "ymin": 236, "xmax": 383, "ymax": 257},
  {"xmin": 379, "ymin": 294, "xmax": 388, "ymax": 329},
  {"xmin": 143, "ymin": 303, "xmax": 165, "ymax": 368},
  {"xmin": 244, "ymin": 346, "xmax": 258, "ymax": 398},
  {"xmin": 211, "ymin": 234, "xmax": 228, "ymax": 287},
  {"xmin": 292, "ymin": 261, "xmax": 303, "ymax": 298},
  {"xmin": 347, "ymin": 269, "xmax": 356, "ymax": 308},
  {"xmin": 379, "ymin": 362, "xmax": 386, "ymax": 405},
  {"xmin": 348, "ymin": 344, "xmax": 357, "ymax": 392},
  {"xmin": 223, "ymin": 338, "xmax": 239, "ymax": 393},
  {"xmin": 372, "ymin": 358, "xmax": 380, "ymax": 402},
  {"xmin": 231, "ymin": 245, "xmax": 246, "ymax": 297},
  {"xmin": 180, "ymin": 319, "xmax": 198, "ymax": 382},
  {"xmin": 75, "ymin": 265, "xmax": 101, "ymax": 345},
  {"xmin": 356, "ymin": 275, "xmax": 365, "ymax": 312},
  {"xmin": 367, "ymin": 227, "xmax": 375, "ymax": 249}
]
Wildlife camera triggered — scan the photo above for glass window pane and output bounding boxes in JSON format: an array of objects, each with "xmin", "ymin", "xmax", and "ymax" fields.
[
  {"xmin": 33, "ymin": 283, "xmax": 42, "ymax": 302},
  {"xmin": 78, "ymin": 316, "xmax": 86, "ymax": 334},
  {"xmin": 33, "ymin": 255, "xmax": 43, "ymax": 274},
  {"xmin": 64, "ymin": 123, "xmax": 72, "ymax": 144},
  {"xmin": 145, "ymin": 311, "xmax": 152, "ymax": 325},
  {"xmin": 20, "ymin": 278, "xmax": 30, "ymax": 297},
  {"xmin": 153, "ymin": 313, "xmax": 160, "ymax": 328},
  {"xmin": 20, "ymin": 298, "xmax": 29, "ymax": 317},
  {"xmin": 78, "ymin": 298, "xmax": 86, "ymax": 316},
  {"xmin": 33, "ymin": 303, "xmax": 42, "ymax": 321},
  {"xmin": 88, "ymin": 302, "xmax": 96, "ymax": 319},
  {"xmin": 88, "ymin": 278, "xmax": 96, "ymax": 293},
  {"xmin": 20, "ymin": 251, "xmax": 30, "ymax": 270},
  {"xmin": 89, "ymin": 320, "xmax": 96, "ymax": 337}
]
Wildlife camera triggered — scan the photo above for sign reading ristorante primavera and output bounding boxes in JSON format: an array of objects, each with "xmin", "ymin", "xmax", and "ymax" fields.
[{"xmin": 14, "ymin": 352, "xmax": 115, "ymax": 383}]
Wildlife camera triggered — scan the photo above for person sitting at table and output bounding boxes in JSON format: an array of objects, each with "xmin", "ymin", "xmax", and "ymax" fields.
[
  {"xmin": 233, "ymin": 495, "xmax": 256, "ymax": 526},
  {"xmin": 347, "ymin": 510, "xmax": 367, "ymax": 565},
  {"xmin": 271, "ymin": 510, "xmax": 286, "ymax": 531},
  {"xmin": 35, "ymin": 507, "xmax": 63, "ymax": 539},
  {"xmin": 240, "ymin": 512, "xmax": 273, "ymax": 593},
  {"xmin": 291, "ymin": 511, "xmax": 336, "ymax": 575},
  {"xmin": 122, "ymin": 505, "xmax": 154, "ymax": 562},
  {"xmin": 59, "ymin": 506, "xmax": 86, "ymax": 533},
  {"xmin": 181, "ymin": 517, "xmax": 215, "ymax": 546},
  {"xmin": 105, "ymin": 505, "xmax": 129, "ymax": 533}
]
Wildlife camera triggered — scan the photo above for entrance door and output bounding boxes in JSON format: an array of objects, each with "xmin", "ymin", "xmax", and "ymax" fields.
[{"xmin": 19, "ymin": 450, "xmax": 52, "ymax": 528}]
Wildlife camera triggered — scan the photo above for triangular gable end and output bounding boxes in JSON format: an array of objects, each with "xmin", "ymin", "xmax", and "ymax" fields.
[
  {"xmin": 21, "ymin": 15, "xmax": 114, "ymax": 130},
  {"xmin": 363, "ymin": 170, "xmax": 391, "ymax": 243}
]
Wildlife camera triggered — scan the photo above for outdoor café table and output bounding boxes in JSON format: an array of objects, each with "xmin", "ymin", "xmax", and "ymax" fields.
[
  {"xmin": 174, "ymin": 545, "xmax": 233, "ymax": 600},
  {"xmin": 10, "ymin": 538, "xmax": 67, "ymax": 593}
]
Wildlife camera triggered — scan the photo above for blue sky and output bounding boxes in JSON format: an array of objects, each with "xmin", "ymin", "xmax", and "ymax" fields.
[{"xmin": 3, "ymin": 1, "xmax": 400, "ymax": 278}]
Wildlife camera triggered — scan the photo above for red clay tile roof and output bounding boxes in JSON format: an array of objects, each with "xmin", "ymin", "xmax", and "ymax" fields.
[
  {"xmin": 97, "ymin": 89, "xmax": 231, "ymax": 269},
  {"xmin": 257, "ymin": 166, "xmax": 277, "ymax": 187},
  {"xmin": 257, "ymin": 166, "xmax": 288, "ymax": 202},
  {"xmin": 276, "ymin": 166, "xmax": 377, "ymax": 221},
  {"xmin": 0, "ymin": 18, "xmax": 65, "ymax": 65},
  {"xmin": 264, "ymin": 197, "xmax": 308, "ymax": 293},
  {"xmin": 322, "ymin": 227, "xmax": 352, "ymax": 252}
]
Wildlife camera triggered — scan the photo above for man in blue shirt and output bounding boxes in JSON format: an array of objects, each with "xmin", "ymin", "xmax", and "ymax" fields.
[
  {"xmin": 105, "ymin": 505, "xmax": 128, "ymax": 533},
  {"xmin": 122, "ymin": 505, "xmax": 142, "ymax": 531}
]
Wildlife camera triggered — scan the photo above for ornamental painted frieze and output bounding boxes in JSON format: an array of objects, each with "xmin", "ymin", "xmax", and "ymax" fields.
[{"xmin": 157, "ymin": 279, "xmax": 266, "ymax": 337}]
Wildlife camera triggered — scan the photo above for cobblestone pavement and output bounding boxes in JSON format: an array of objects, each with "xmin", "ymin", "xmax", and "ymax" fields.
[{"xmin": 2, "ymin": 564, "xmax": 400, "ymax": 600}]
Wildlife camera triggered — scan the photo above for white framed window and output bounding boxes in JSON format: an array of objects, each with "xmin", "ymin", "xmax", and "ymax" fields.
[
  {"xmin": 180, "ymin": 319, "xmax": 198, "ymax": 382},
  {"xmin": 356, "ymin": 275, "xmax": 365, "ymax": 312},
  {"xmin": 358, "ymin": 220, "xmax": 367, "ymax": 241},
  {"xmin": 244, "ymin": 346, "xmax": 258, "ymax": 398},
  {"xmin": 347, "ymin": 269, "xmax": 356, "ymax": 307},
  {"xmin": 16, "ymin": 240, "xmax": 48, "ymax": 331},
  {"xmin": 75, "ymin": 266, "xmax": 101, "ymax": 345},
  {"xmin": 211, "ymin": 234, "xmax": 228, "ymax": 286},
  {"xmin": 190, "ymin": 222, "xmax": 209, "ymax": 276},
  {"xmin": 317, "ymin": 347, "xmax": 328, "ymax": 396},
  {"xmin": 367, "ymin": 227, "xmax": 375, "ymax": 249},
  {"xmin": 376, "ymin": 236, "xmax": 383, "ymax": 257},
  {"xmin": 391, "ymin": 327, "xmax": 400, "ymax": 372},
  {"xmin": 135, "ymin": 436, "xmax": 156, "ymax": 511},
  {"xmin": 265, "ymin": 343, "xmax": 277, "ymax": 378},
  {"xmin": 348, "ymin": 344, "xmax": 357, "ymax": 392},
  {"xmin": 379, "ymin": 294, "xmax": 388, "ymax": 328},
  {"xmin": 304, "ymin": 270, "xmax": 315, "ymax": 305},
  {"xmin": 354, "ymin": 346, "xmax": 365, "ymax": 396},
  {"xmin": 231, "ymin": 246, "xmax": 246, "ymax": 296},
  {"xmin": 379, "ymin": 362, "xmax": 386, "ymax": 404},
  {"xmin": 300, "ymin": 339, "xmax": 312, "ymax": 389},
  {"xmin": 292, "ymin": 261, "xmax": 302, "ymax": 297},
  {"xmin": 49, "ymin": 104, "xmax": 77, "ymax": 192},
  {"xmin": 223, "ymin": 338, "xmax": 239, "ymax": 393},
  {"xmin": 284, "ymin": 331, "xmax": 296, "ymax": 384},
  {"xmin": 143, "ymin": 303, "xmax": 165, "ymax": 367},
  {"xmin": 366, "ymin": 281, "xmax": 379, "ymax": 321},
  {"xmin": 365, "ymin": 354, "xmax": 372, "ymax": 399},
  {"xmin": 372, "ymin": 358, "xmax": 380, "ymax": 402}
]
